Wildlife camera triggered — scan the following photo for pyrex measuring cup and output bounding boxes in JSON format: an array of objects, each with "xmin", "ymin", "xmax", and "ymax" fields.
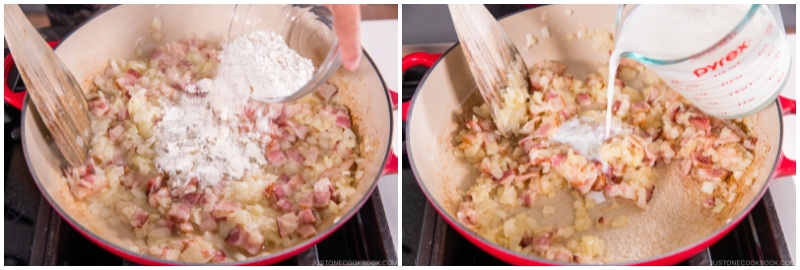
[{"xmin": 615, "ymin": 4, "xmax": 791, "ymax": 119}]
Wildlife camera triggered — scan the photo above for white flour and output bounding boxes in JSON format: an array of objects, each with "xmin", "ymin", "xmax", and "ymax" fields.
[
  {"xmin": 207, "ymin": 31, "xmax": 314, "ymax": 118},
  {"xmin": 152, "ymin": 31, "xmax": 313, "ymax": 190}
]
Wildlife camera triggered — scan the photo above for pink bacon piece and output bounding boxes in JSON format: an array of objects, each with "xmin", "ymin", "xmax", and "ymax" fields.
[
  {"xmin": 115, "ymin": 201, "xmax": 150, "ymax": 228},
  {"xmin": 313, "ymin": 178, "xmax": 333, "ymax": 208},
  {"xmin": 267, "ymin": 150, "xmax": 288, "ymax": 166},
  {"xmin": 315, "ymin": 83, "xmax": 338, "ymax": 102},
  {"xmin": 298, "ymin": 209, "xmax": 317, "ymax": 224},
  {"xmin": 226, "ymin": 225, "xmax": 265, "ymax": 255},
  {"xmin": 277, "ymin": 213, "xmax": 299, "ymax": 237},
  {"xmin": 575, "ymin": 93, "xmax": 592, "ymax": 106},
  {"xmin": 167, "ymin": 202, "xmax": 191, "ymax": 223}
]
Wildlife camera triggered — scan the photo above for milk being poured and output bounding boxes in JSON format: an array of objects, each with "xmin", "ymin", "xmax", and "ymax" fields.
[{"xmin": 605, "ymin": 4, "xmax": 787, "ymax": 136}]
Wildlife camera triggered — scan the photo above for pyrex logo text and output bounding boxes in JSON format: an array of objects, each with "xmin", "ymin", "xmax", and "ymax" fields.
[{"xmin": 693, "ymin": 40, "xmax": 749, "ymax": 78}]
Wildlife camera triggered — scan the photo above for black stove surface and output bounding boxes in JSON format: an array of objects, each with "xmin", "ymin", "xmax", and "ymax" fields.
[
  {"xmin": 400, "ymin": 61, "xmax": 793, "ymax": 266},
  {"xmin": 4, "ymin": 6, "xmax": 396, "ymax": 265}
]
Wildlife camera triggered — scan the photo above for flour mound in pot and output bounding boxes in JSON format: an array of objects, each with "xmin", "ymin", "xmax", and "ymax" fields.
[
  {"xmin": 62, "ymin": 33, "xmax": 362, "ymax": 263},
  {"xmin": 453, "ymin": 59, "xmax": 758, "ymax": 264}
]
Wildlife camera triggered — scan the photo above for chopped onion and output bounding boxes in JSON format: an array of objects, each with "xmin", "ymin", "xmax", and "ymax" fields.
[
  {"xmin": 586, "ymin": 191, "xmax": 606, "ymax": 204},
  {"xmin": 701, "ymin": 181, "xmax": 714, "ymax": 194}
]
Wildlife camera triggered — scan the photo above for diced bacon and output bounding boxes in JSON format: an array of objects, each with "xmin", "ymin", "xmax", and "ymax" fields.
[
  {"xmin": 286, "ymin": 149, "xmax": 305, "ymax": 163},
  {"xmin": 226, "ymin": 226, "xmax": 264, "ymax": 255},
  {"xmin": 183, "ymin": 193, "xmax": 202, "ymax": 205},
  {"xmin": 519, "ymin": 232, "xmax": 533, "ymax": 248},
  {"xmin": 604, "ymin": 183, "xmax": 637, "ymax": 201},
  {"xmin": 273, "ymin": 183, "xmax": 293, "ymax": 199},
  {"xmin": 88, "ymin": 96, "xmax": 110, "ymax": 117},
  {"xmin": 281, "ymin": 103, "xmax": 303, "ymax": 120},
  {"xmin": 298, "ymin": 225, "xmax": 317, "ymax": 238},
  {"xmin": 743, "ymin": 138, "xmax": 757, "ymax": 151},
  {"xmin": 703, "ymin": 197, "xmax": 715, "ymax": 209},
  {"xmin": 199, "ymin": 212, "xmax": 217, "ymax": 233},
  {"xmin": 212, "ymin": 201, "xmax": 241, "ymax": 218},
  {"xmin": 546, "ymin": 91, "xmax": 566, "ymax": 112},
  {"xmin": 681, "ymin": 158, "xmax": 692, "ymax": 175},
  {"xmin": 150, "ymin": 49, "xmax": 167, "ymax": 62},
  {"xmin": 516, "ymin": 171, "xmax": 540, "ymax": 182},
  {"xmin": 127, "ymin": 68, "xmax": 142, "ymax": 78},
  {"xmin": 315, "ymin": 83, "xmax": 338, "ymax": 101},
  {"xmin": 477, "ymin": 118, "xmax": 494, "ymax": 131},
  {"xmin": 575, "ymin": 93, "xmax": 592, "ymax": 106},
  {"xmin": 532, "ymin": 232, "xmax": 552, "ymax": 253},
  {"xmin": 326, "ymin": 106, "xmax": 352, "ymax": 128},
  {"xmin": 631, "ymin": 101, "xmax": 651, "ymax": 113},
  {"xmin": 167, "ymin": 203, "xmax": 191, "ymax": 223},
  {"xmin": 319, "ymin": 158, "xmax": 355, "ymax": 180},
  {"xmin": 647, "ymin": 86, "xmax": 661, "ymax": 104},
  {"xmin": 550, "ymin": 154, "xmax": 567, "ymax": 167},
  {"xmin": 115, "ymin": 201, "xmax": 150, "ymax": 228},
  {"xmin": 304, "ymin": 146, "xmax": 320, "ymax": 166},
  {"xmin": 267, "ymin": 150, "xmax": 287, "ymax": 166},
  {"xmin": 201, "ymin": 191, "xmax": 218, "ymax": 213},
  {"xmin": 287, "ymin": 121, "xmax": 310, "ymax": 140},
  {"xmin": 691, "ymin": 152, "xmax": 713, "ymax": 168},
  {"xmin": 533, "ymin": 118, "xmax": 558, "ymax": 138},
  {"xmin": 695, "ymin": 168, "xmax": 729, "ymax": 182},
  {"xmin": 592, "ymin": 171, "xmax": 607, "ymax": 191},
  {"xmin": 715, "ymin": 127, "xmax": 742, "ymax": 146},
  {"xmin": 298, "ymin": 195, "xmax": 314, "ymax": 209},
  {"xmin": 646, "ymin": 186, "xmax": 655, "ymax": 203},
  {"xmin": 548, "ymin": 247, "xmax": 574, "ymax": 263},
  {"xmin": 175, "ymin": 178, "xmax": 198, "ymax": 197},
  {"xmin": 211, "ymin": 250, "xmax": 227, "ymax": 263},
  {"xmin": 149, "ymin": 187, "xmax": 171, "ymax": 208},
  {"xmin": 146, "ymin": 175, "xmax": 164, "ymax": 195},
  {"xmin": 495, "ymin": 170, "xmax": 515, "ymax": 185},
  {"xmin": 114, "ymin": 74, "xmax": 137, "ymax": 89},
  {"xmin": 64, "ymin": 162, "xmax": 108, "ymax": 200},
  {"xmin": 466, "ymin": 119, "xmax": 483, "ymax": 132},
  {"xmin": 456, "ymin": 201, "xmax": 477, "ymax": 226},
  {"xmin": 288, "ymin": 175, "xmax": 305, "ymax": 190},
  {"xmin": 689, "ymin": 116, "xmax": 711, "ymax": 134},
  {"xmin": 298, "ymin": 209, "xmax": 317, "ymax": 224},
  {"xmin": 154, "ymin": 218, "xmax": 175, "ymax": 231},
  {"xmin": 277, "ymin": 213, "xmax": 299, "ymax": 237},
  {"xmin": 612, "ymin": 100, "xmax": 621, "ymax": 114},
  {"xmin": 519, "ymin": 190, "xmax": 535, "ymax": 207},
  {"xmin": 177, "ymin": 222, "xmax": 193, "ymax": 233},
  {"xmin": 108, "ymin": 124, "xmax": 125, "ymax": 142},
  {"xmin": 313, "ymin": 178, "xmax": 333, "ymax": 208},
  {"xmin": 276, "ymin": 199, "xmax": 293, "ymax": 211}
]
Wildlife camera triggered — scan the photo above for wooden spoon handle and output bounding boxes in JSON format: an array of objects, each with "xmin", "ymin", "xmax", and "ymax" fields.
[
  {"xmin": 449, "ymin": 4, "xmax": 530, "ymax": 135},
  {"xmin": 5, "ymin": 4, "xmax": 90, "ymax": 167}
]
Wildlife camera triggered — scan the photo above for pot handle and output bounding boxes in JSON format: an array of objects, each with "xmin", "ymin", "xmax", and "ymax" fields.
[
  {"xmin": 382, "ymin": 89, "xmax": 399, "ymax": 176},
  {"xmin": 774, "ymin": 96, "xmax": 795, "ymax": 178},
  {"xmin": 4, "ymin": 40, "xmax": 60, "ymax": 110},
  {"xmin": 401, "ymin": 52, "xmax": 442, "ymax": 121}
]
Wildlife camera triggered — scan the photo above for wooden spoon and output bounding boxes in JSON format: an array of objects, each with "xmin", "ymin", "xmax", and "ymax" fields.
[
  {"xmin": 448, "ymin": 4, "xmax": 531, "ymax": 135},
  {"xmin": 5, "ymin": 4, "xmax": 90, "ymax": 167}
]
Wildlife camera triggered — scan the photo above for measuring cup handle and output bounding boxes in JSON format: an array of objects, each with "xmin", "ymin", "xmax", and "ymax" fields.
[
  {"xmin": 774, "ymin": 96, "xmax": 796, "ymax": 178},
  {"xmin": 4, "ymin": 40, "xmax": 60, "ymax": 110},
  {"xmin": 401, "ymin": 52, "xmax": 442, "ymax": 121}
]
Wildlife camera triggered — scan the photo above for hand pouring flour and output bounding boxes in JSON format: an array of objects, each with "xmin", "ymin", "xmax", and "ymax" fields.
[{"xmin": 604, "ymin": 4, "xmax": 791, "ymax": 137}]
